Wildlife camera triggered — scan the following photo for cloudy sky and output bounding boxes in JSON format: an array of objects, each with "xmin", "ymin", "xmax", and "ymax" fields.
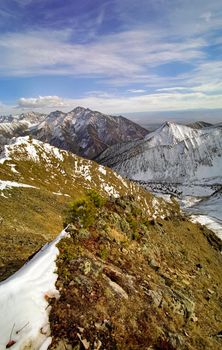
[{"xmin": 0, "ymin": 0, "xmax": 222, "ymax": 117}]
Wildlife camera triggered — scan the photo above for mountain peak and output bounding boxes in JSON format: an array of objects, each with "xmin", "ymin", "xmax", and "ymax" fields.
[
  {"xmin": 72, "ymin": 106, "xmax": 91, "ymax": 113},
  {"xmin": 48, "ymin": 110, "xmax": 65, "ymax": 117}
]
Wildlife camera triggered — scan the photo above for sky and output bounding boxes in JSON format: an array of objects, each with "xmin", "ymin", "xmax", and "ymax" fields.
[{"xmin": 0, "ymin": 0, "xmax": 222, "ymax": 119}]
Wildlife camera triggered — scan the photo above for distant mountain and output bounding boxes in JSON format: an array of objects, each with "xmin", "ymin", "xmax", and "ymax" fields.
[
  {"xmin": 96, "ymin": 121, "xmax": 222, "ymax": 184},
  {"xmin": 0, "ymin": 112, "xmax": 46, "ymax": 149},
  {"xmin": 0, "ymin": 107, "xmax": 148, "ymax": 159},
  {"xmin": 188, "ymin": 121, "xmax": 213, "ymax": 129},
  {"xmin": 30, "ymin": 106, "xmax": 148, "ymax": 158},
  {"xmin": 0, "ymin": 111, "xmax": 46, "ymax": 125}
]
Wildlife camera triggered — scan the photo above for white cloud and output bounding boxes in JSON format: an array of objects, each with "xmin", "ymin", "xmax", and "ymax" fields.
[
  {"xmin": 13, "ymin": 92, "xmax": 222, "ymax": 115},
  {"xmin": 157, "ymin": 82, "xmax": 222, "ymax": 94},
  {"xmin": 157, "ymin": 87, "xmax": 189, "ymax": 92},
  {"xmin": 128, "ymin": 89, "xmax": 146, "ymax": 93},
  {"xmin": 18, "ymin": 96, "xmax": 67, "ymax": 108},
  {"xmin": 0, "ymin": 29, "xmax": 205, "ymax": 80}
]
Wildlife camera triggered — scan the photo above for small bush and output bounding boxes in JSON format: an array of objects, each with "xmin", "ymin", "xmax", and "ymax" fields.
[
  {"xmin": 86, "ymin": 189, "xmax": 106, "ymax": 208},
  {"xmin": 64, "ymin": 197, "xmax": 96, "ymax": 228}
]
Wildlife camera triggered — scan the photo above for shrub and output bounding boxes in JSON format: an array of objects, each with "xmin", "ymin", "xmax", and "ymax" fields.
[
  {"xmin": 64, "ymin": 197, "xmax": 96, "ymax": 228},
  {"xmin": 86, "ymin": 189, "xmax": 106, "ymax": 208}
]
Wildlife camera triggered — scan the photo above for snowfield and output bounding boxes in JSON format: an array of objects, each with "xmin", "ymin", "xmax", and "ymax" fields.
[{"xmin": 0, "ymin": 230, "xmax": 68, "ymax": 350}]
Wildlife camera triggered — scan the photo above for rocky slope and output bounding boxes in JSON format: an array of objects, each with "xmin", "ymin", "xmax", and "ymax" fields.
[
  {"xmin": 188, "ymin": 121, "xmax": 213, "ymax": 129},
  {"xmin": 0, "ymin": 136, "xmax": 171, "ymax": 281},
  {"xmin": 96, "ymin": 122, "xmax": 222, "ymax": 185},
  {"xmin": 48, "ymin": 195, "xmax": 222, "ymax": 350}
]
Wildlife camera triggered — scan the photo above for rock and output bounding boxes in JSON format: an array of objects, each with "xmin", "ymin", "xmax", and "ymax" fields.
[
  {"xmin": 191, "ymin": 315, "xmax": 198, "ymax": 322},
  {"xmin": 196, "ymin": 263, "xmax": 203, "ymax": 269},
  {"xmin": 214, "ymin": 330, "xmax": 222, "ymax": 338},
  {"xmin": 207, "ymin": 288, "xmax": 214, "ymax": 295},
  {"xmin": 149, "ymin": 258, "xmax": 160, "ymax": 271},
  {"xmin": 147, "ymin": 289, "xmax": 162, "ymax": 307},
  {"xmin": 94, "ymin": 339, "xmax": 102, "ymax": 350},
  {"xmin": 108, "ymin": 279, "xmax": 128, "ymax": 299},
  {"xmin": 77, "ymin": 334, "xmax": 90, "ymax": 349},
  {"xmin": 168, "ymin": 333, "xmax": 184, "ymax": 348}
]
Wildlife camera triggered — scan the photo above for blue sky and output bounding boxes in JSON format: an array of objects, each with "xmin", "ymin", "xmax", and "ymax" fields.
[{"xmin": 0, "ymin": 0, "xmax": 222, "ymax": 116}]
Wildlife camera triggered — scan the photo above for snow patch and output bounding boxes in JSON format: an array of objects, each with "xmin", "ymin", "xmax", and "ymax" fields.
[
  {"xmin": 0, "ymin": 229, "xmax": 68, "ymax": 350},
  {"xmin": 101, "ymin": 182, "xmax": 119, "ymax": 198},
  {"xmin": 98, "ymin": 165, "xmax": 106, "ymax": 175},
  {"xmin": 52, "ymin": 191, "xmax": 70, "ymax": 197},
  {"xmin": 0, "ymin": 180, "xmax": 36, "ymax": 191},
  {"xmin": 190, "ymin": 215, "xmax": 222, "ymax": 240},
  {"xmin": 74, "ymin": 161, "xmax": 92, "ymax": 182}
]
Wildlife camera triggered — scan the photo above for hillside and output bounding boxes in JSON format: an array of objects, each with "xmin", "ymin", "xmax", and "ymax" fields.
[
  {"xmin": 1, "ymin": 193, "xmax": 222, "ymax": 350},
  {"xmin": 0, "ymin": 136, "xmax": 172, "ymax": 281}
]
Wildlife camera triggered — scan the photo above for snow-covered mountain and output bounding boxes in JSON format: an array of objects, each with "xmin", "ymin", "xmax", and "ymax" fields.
[
  {"xmin": 0, "ymin": 107, "xmax": 148, "ymax": 159},
  {"xmin": 96, "ymin": 121, "xmax": 222, "ymax": 185},
  {"xmin": 0, "ymin": 111, "xmax": 46, "ymax": 126},
  {"xmin": 30, "ymin": 106, "xmax": 148, "ymax": 158},
  {"xmin": 189, "ymin": 187, "xmax": 222, "ymax": 221},
  {"xmin": 0, "ymin": 112, "xmax": 46, "ymax": 149}
]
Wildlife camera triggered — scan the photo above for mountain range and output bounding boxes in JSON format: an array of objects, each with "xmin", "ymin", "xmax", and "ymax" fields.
[{"xmin": 0, "ymin": 107, "xmax": 148, "ymax": 158}]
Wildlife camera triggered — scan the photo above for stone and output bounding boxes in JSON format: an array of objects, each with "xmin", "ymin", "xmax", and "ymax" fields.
[
  {"xmin": 149, "ymin": 258, "xmax": 160, "ymax": 271},
  {"xmin": 147, "ymin": 289, "xmax": 162, "ymax": 307}
]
